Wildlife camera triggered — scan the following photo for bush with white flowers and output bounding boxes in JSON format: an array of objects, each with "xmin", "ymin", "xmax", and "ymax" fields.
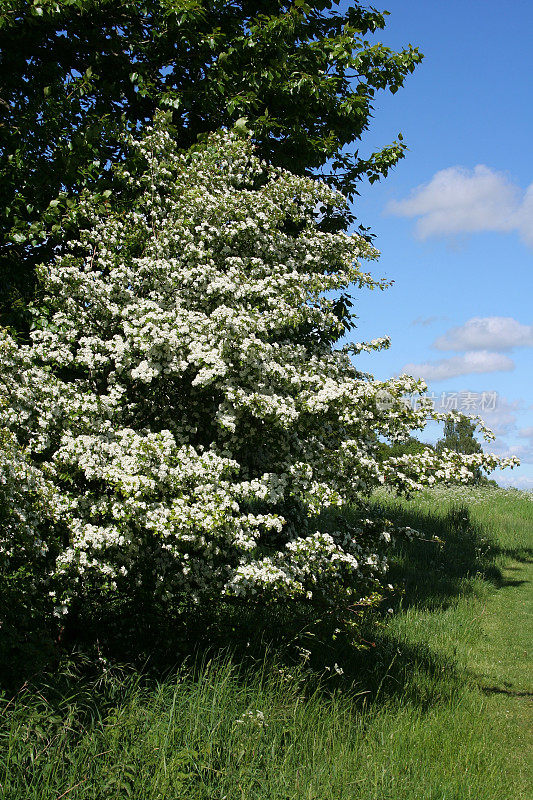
[{"xmin": 0, "ymin": 119, "xmax": 518, "ymax": 615}]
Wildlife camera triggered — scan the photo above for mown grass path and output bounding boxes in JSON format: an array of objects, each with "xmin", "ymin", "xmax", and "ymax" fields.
[
  {"xmin": 461, "ymin": 490, "xmax": 532, "ymax": 772},
  {"xmin": 372, "ymin": 486, "xmax": 533, "ymax": 800},
  {"xmin": 469, "ymin": 555, "xmax": 532, "ymax": 788}
]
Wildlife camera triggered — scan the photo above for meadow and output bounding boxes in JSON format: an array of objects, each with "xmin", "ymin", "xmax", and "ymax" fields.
[{"xmin": 1, "ymin": 485, "xmax": 531, "ymax": 800}]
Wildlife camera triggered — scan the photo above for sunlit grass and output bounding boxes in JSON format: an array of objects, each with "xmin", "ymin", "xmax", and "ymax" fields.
[
  {"xmin": 1, "ymin": 658, "xmax": 527, "ymax": 800},
  {"xmin": 1, "ymin": 485, "xmax": 531, "ymax": 800}
]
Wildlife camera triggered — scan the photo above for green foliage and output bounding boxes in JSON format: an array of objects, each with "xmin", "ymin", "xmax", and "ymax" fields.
[
  {"xmin": 0, "ymin": 425, "xmax": 58, "ymax": 688},
  {"xmin": 436, "ymin": 416, "xmax": 483, "ymax": 456},
  {"xmin": 1, "ymin": 486, "xmax": 531, "ymax": 799},
  {"xmin": 0, "ymin": 0, "xmax": 423, "ymax": 329},
  {"xmin": 436, "ymin": 415, "xmax": 485, "ymax": 483},
  {"xmin": 377, "ymin": 435, "xmax": 434, "ymax": 461}
]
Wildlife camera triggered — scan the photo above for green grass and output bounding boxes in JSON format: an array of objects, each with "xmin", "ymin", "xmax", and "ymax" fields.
[{"xmin": 1, "ymin": 486, "xmax": 531, "ymax": 799}]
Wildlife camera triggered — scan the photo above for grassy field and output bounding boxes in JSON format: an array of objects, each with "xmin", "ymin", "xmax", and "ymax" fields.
[{"xmin": 1, "ymin": 486, "xmax": 531, "ymax": 799}]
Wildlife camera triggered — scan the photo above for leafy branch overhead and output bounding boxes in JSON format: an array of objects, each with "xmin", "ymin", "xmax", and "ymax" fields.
[{"xmin": 0, "ymin": 0, "xmax": 422, "ymax": 329}]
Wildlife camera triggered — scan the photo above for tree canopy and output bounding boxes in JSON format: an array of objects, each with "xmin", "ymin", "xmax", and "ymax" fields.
[
  {"xmin": 1, "ymin": 121, "xmax": 516, "ymax": 631},
  {"xmin": 0, "ymin": 0, "xmax": 423, "ymax": 330},
  {"xmin": 436, "ymin": 417, "xmax": 483, "ymax": 457}
]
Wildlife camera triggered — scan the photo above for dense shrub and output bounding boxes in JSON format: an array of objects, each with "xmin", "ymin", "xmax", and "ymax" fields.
[{"xmin": 0, "ymin": 120, "xmax": 517, "ymax": 631}]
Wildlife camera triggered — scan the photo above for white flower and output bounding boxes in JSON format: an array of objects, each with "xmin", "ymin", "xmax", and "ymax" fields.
[{"xmin": 0, "ymin": 119, "xmax": 518, "ymax": 613}]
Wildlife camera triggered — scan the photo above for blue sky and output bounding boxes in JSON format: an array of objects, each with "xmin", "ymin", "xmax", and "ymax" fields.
[{"xmin": 341, "ymin": 0, "xmax": 533, "ymax": 489}]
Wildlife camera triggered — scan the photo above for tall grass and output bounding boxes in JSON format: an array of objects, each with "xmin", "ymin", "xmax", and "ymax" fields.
[
  {"xmin": 1, "ymin": 485, "xmax": 531, "ymax": 799},
  {"xmin": 0, "ymin": 656, "xmax": 522, "ymax": 800}
]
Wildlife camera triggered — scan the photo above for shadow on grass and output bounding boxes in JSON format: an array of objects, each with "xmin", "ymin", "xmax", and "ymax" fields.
[
  {"xmin": 364, "ymin": 500, "xmax": 504, "ymax": 611},
  {"xmin": 494, "ymin": 545, "xmax": 533, "ymax": 564},
  {"xmin": 481, "ymin": 686, "xmax": 533, "ymax": 698},
  {"xmin": 1, "ymin": 500, "xmax": 514, "ymax": 713},
  {"xmin": 2, "ymin": 601, "xmax": 463, "ymax": 722},
  {"xmin": 498, "ymin": 578, "xmax": 529, "ymax": 587},
  {"xmin": 364, "ymin": 499, "xmax": 530, "ymax": 603}
]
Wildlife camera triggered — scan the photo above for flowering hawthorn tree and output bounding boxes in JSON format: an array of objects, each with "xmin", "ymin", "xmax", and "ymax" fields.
[{"xmin": 0, "ymin": 120, "xmax": 518, "ymax": 616}]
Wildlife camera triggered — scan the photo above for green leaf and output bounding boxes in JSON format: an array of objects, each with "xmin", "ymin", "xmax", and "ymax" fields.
[
  {"xmin": 233, "ymin": 117, "xmax": 250, "ymax": 136},
  {"xmin": 0, "ymin": 0, "xmax": 423, "ymax": 332}
]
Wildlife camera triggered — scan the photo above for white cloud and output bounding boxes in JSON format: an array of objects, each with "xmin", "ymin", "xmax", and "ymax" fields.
[
  {"xmin": 411, "ymin": 315, "xmax": 446, "ymax": 327},
  {"xmin": 434, "ymin": 316, "xmax": 533, "ymax": 352},
  {"xmin": 515, "ymin": 185, "xmax": 533, "ymax": 247},
  {"xmin": 490, "ymin": 440, "xmax": 533, "ymax": 464},
  {"xmin": 427, "ymin": 392, "xmax": 519, "ymax": 436},
  {"xmin": 478, "ymin": 397, "xmax": 522, "ymax": 437},
  {"xmin": 401, "ymin": 351, "xmax": 515, "ymax": 382},
  {"xmin": 494, "ymin": 473, "xmax": 533, "ymax": 490},
  {"xmin": 467, "ymin": 398, "xmax": 532, "ymax": 467},
  {"xmin": 387, "ymin": 165, "xmax": 533, "ymax": 247},
  {"xmin": 518, "ymin": 426, "xmax": 533, "ymax": 439}
]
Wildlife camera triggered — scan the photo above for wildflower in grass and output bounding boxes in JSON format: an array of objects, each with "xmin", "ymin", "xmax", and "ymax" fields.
[{"xmin": 235, "ymin": 710, "xmax": 268, "ymax": 728}]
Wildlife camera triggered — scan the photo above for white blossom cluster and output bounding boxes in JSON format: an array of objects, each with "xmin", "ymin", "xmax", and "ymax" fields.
[
  {"xmin": 234, "ymin": 709, "xmax": 267, "ymax": 728},
  {"xmin": 0, "ymin": 120, "xmax": 519, "ymax": 612}
]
